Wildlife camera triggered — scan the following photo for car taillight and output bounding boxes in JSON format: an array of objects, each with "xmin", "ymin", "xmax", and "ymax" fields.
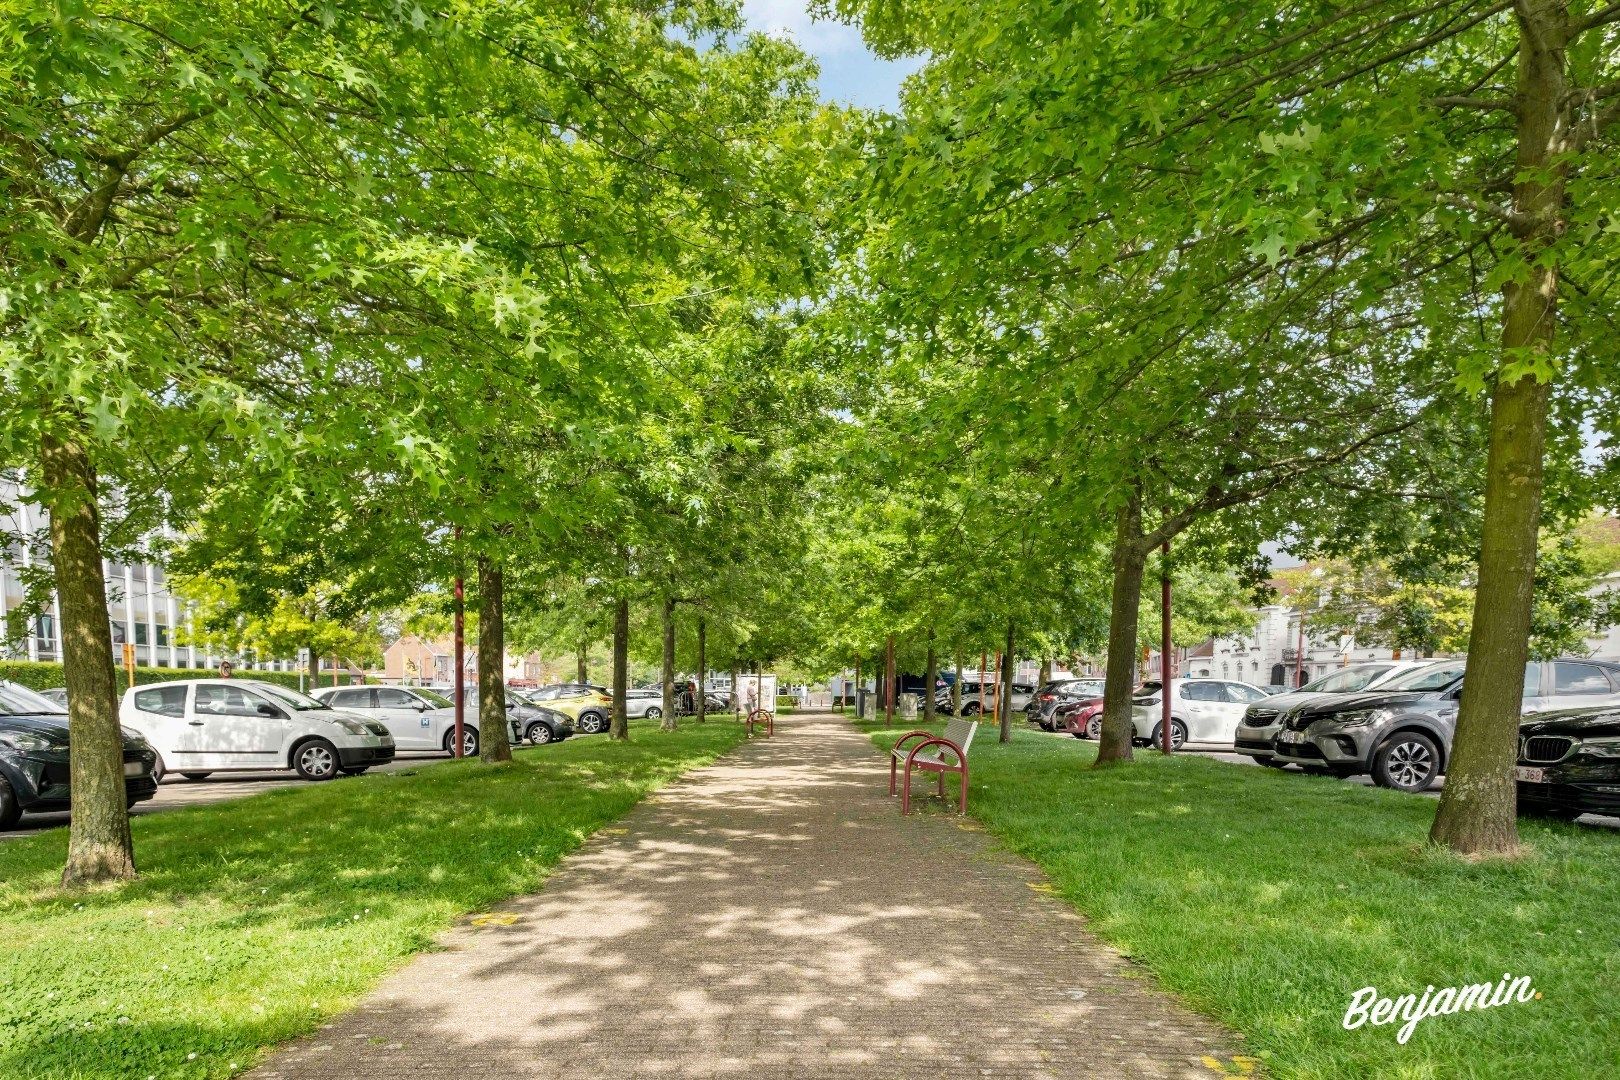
[{"xmin": 1040, "ymin": 694, "xmax": 1054, "ymax": 701}]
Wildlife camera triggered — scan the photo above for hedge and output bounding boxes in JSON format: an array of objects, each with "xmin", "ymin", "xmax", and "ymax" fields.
[{"xmin": 0, "ymin": 659, "xmax": 365, "ymax": 693}]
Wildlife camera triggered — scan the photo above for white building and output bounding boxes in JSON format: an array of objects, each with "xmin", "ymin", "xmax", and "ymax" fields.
[{"xmin": 1, "ymin": 478, "xmax": 295, "ymax": 673}]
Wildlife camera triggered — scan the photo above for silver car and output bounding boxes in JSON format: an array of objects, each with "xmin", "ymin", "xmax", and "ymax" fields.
[{"xmin": 1234, "ymin": 661, "xmax": 1436, "ymax": 766}]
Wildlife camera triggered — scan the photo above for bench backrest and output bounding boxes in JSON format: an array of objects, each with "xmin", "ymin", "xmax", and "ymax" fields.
[{"xmin": 943, "ymin": 716, "xmax": 978, "ymax": 755}]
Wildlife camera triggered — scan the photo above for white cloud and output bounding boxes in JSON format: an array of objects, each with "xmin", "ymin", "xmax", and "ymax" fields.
[{"xmin": 740, "ymin": 0, "xmax": 868, "ymax": 54}]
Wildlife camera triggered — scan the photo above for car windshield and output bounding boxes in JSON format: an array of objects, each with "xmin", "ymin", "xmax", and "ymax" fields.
[
  {"xmin": 0, "ymin": 682, "xmax": 67, "ymax": 715},
  {"xmin": 1298, "ymin": 666, "xmax": 1392, "ymax": 694},
  {"xmin": 415, "ymin": 689, "xmax": 454, "ymax": 708},
  {"xmin": 1378, "ymin": 663, "xmax": 1466, "ymax": 692},
  {"xmin": 256, "ymin": 683, "xmax": 332, "ymax": 711}
]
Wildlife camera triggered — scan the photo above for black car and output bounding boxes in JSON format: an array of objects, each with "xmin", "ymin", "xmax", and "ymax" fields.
[
  {"xmin": 0, "ymin": 684, "xmax": 159, "ymax": 829},
  {"xmin": 1516, "ymin": 707, "xmax": 1620, "ymax": 820}
]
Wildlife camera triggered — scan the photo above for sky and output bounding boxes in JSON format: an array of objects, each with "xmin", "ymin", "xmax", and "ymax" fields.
[{"xmin": 739, "ymin": 0, "xmax": 922, "ymax": 110}]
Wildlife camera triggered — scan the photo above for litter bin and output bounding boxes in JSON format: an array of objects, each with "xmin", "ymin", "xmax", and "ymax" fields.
[{"xmin": 857, "ymin": 689, "xmax": 870, "ymax": 718}]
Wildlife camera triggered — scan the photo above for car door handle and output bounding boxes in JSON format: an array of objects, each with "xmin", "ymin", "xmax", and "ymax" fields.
[{"xmin": 188, "ymin": 720, "xmax": 205, "ymax": 726}]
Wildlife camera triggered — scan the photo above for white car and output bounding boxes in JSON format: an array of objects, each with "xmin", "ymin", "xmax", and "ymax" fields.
[
  {"xmin": 119, "ymin": 679, "xmax": 395, "ymax": 782},
  {"xmin": 1130, "ymin": 678, "xmax": 1273, "ymax": 749},
  {"xmin": 623, "ymin": 688, "xmax": 666, "ymax": 719},
  {"xmin": 313, "ymin": 685, "xmax": 484, "ymax": 755}
]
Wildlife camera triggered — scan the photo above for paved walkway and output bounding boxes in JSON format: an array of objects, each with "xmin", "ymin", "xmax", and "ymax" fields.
[{"xmin": 251, "ymin": 713, "xmax": 1240, "ymax": 1078}]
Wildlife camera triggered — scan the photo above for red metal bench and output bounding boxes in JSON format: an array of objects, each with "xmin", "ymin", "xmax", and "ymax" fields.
[
  {"xmin": 745, "ymin": 708, "xmax": 774, "ymax": 737},
  {"xmin": 890, "ymin": 717, "xmax": 977, "ymax": 814}
]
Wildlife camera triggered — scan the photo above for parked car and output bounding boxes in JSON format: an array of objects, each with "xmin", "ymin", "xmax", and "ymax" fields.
[
  {"xmin": 1129, "ymin": 678, "xmax": 1273, "ymax": 749},
  {"xmin": 622, "ymin": 687, "xmax": 673, "ymax": 719},
  {"xmin": 1, "ymin": 683, "xmax": 160, "ymax": 829},
  {"xmin": 1059, "ymin": 693, "xmax": 1108, "ymax": 739},
  {"xmin": 1234, "ymin": 661, "xmax": 1437, "ymax": 766},
  {"xmin": 1026, "ymin": 678, "xmax": 1105, "ymax": 731},
  {"xmin": 938, "ymin": 681, "xmax": 1036, "ymax": 716},
  {"xmin": 458, "ymin": 685, "xmax": 571, "ymax": 745},
  {"xmin": 1515, "ymin": 706, "xmax": 1620, "ymax": 820},
  {"xmin": 1269, "ymin": 657, "xmax": 1620, "ymax": 792},
  {"xmin": 315, "ymin": 684, "xmax": 554, "ymax": 751},
  {"xmin": 120, "ymin": 679, "xmax": 393, "ymax": 782},
  {"xmin": 520, "ymin": 683, "xmax": 614, "ymax": 734},
  {"xmin": 35, "ymin": 687, "xmax": 70, "ymax": 709}
]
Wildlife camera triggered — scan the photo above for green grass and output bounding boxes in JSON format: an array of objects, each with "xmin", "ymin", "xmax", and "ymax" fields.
[
  {"xmin": 0, "ymin": 719, "xmax": 746, "ymax": 1080},
  {"xmin": 867, "ymin": 720, "xmax": 1620, "ymax": 1079}
]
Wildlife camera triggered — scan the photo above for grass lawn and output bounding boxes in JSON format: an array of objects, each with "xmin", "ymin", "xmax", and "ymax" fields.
[
  {"xmin": 0, "ymin": 719, "xmax": 746, "ymax": 1080},
  {"xmin": 868, "ymin": 720, "xmax": 1620, "ymax": 1079}
]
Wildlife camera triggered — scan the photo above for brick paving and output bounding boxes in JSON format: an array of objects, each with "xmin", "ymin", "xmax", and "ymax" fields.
[{"xmin": 251, "ymin": 711, "xmax": 1243, "ymax": 1078}]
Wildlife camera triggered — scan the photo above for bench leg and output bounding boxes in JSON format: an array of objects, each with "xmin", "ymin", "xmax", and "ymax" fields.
[
  {"xmin": 901, "ymin": 761, "xmax": 912, "ymax": 815},
  {"xmin": 889, "ymin": 755, "xmax": 898, "ymax": 796},
  {"xmin": 959, "ymin": 766, "xmax": 968, "ymax": 814}
]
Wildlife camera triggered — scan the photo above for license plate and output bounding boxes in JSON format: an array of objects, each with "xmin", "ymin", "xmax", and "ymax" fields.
[
  {"xmin": 123, "ymin": 761, "xmax": 143, "ymax": 777},
  {"xmin": 1278, "ymin": 730, "xmax": 1306, "ymax": 745},
  {"xmin": 1515, "ymin": 766, "xmax": 1547, "ymax": 784}
]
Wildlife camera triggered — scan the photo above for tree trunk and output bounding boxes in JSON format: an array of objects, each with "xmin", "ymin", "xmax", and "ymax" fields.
[
  {"xmin": 1438, "ymin": 2, "xmax": 1561, "ymax": 861},
  {"xmin": 306, "ymin": 641, "xmax": 319, "ymax": 689},
  {"xmin": 476, "ymin": 555, "xmax": 512, "ymax": 763},
  {"xmin": 730, "ymin": 661, "xmax": 740, "ymax": 718},
  {"xmin": 1430, "ymin": 0, "xmax": 1567, "ymax": 857},
  {"xmin": 884, "ymin": 634, "xmax": 896, "ymax": 725},
  {"xmin": 43, "ymin": 430, "xmax": 135, "ymax": 885},
  {"xmin": 923, "ymin": 629, "xmax": 937, "ymax": 723},
  {"xmin": 999, "ymin": 621, "xmax": 1016, "ymax": 743},
  {"xmin": 610, "ymin": 597, "xmax": 630, "ymax": 740},
  {"xmin": 695, "ymin": 617, "xmax": 707, "ymax": 722},
  {"xmin": 660, "ymin": 594, "xmax": 677, "ymax": 731},
  {"xmin": 952, "ymin": 649, "xmax": 963, "ymax": 715},
  {"xmin": 576, "ymin": 638, "xmax": 588, "ymax": 684},
  {"xmin": 1038, "ymin": 657, "xmax": 1052, "ymax": 686},
  {"xmin": 1096, "ymin": 493, "xmax": 1147, "ymax": 767}
]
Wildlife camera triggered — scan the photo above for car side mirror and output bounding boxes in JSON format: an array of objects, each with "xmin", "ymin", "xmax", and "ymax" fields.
[
  {"xmin": 256, "ymin": 703, "xmax": 282, "ymax": 718},
  {"xmin": 415, "ymin": 702, "xmax": 431, "ymax": 711}
]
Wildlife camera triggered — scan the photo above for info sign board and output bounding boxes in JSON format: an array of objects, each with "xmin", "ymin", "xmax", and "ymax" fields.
[{"xmin": 735, "ymin": 674, "xmax": 779, "ymax": 715}]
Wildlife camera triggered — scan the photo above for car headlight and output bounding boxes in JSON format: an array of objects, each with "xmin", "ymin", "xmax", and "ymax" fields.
[
  {"xmin": 0, "ymin": 730, "xmax": 57, "ymax": 752},
  {"xmin": 329, "ymin": 717, "xmax": 371, "ymax": 736},
  {"xmin": 1581, "ymin": 736, "xmax": 1620, "ymax": 758},
  {"xmin": 1331, "ymin": 709, "xmax": 1389, "ymax": 729}
]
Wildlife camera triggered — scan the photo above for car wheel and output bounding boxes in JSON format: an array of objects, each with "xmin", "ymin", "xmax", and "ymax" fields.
[
  {"xmin": 644, "ymin": 706, "xmax": 662, "ymax": 721},
  {"xmin": 1148, "ymin": 719, "xmax": 1188, "ymax": 751},
  {"xmin": 1, "ymin": 778, "xmax": 22, "ymax": 829},
  {"xmin": 180, "ymin": 771, "xmax": 212, "ymax": 781},
  {"xmin": 1086, "ymin": 715, "xmax": 1102, "ymax": 740},
  {"xmin": 578, "ymin": 712, "xmax": 607, "ymax": 734},
  {"xmin": 151, "ymin": 753, "xmax": 167, "ymax": 784},
  {"xmin": 526, "ymin": 721, "xmax": 554, "ymax": 745},
  {"xmin": 443, "ymin": 726, "xmax": 480, "ymax": 757},
  {"xmin": 961, "ymin": 702, "xmax": 981, "ymax": 716},
  {"xmin": 1371, "ymin": 731, "xmax": 1439, "ymax": 792},
  {"xmin": 293, "ymin": 738, "xmax": 340, "ymax": 781}
]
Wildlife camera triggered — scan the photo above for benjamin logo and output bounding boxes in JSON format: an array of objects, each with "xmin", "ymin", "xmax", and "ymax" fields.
[{"xmin": 1343, "ymin": 973, "xmax": 1540, "ymax": 1044}]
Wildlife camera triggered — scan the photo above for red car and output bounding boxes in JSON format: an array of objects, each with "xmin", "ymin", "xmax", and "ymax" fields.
[{"xmin": 1058, "ymin": 696, "xmax": 1106, "ymax": 739}]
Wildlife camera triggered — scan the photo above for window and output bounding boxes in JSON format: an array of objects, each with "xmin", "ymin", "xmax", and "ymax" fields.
[
  {"xmin": 110, "ymin": 619, "xmax": 128, "ymax": 645},
  {"xmin": 34, "ymin": 614, "xmax": 55, "ymax": 643},
  {"xmin": 1299, "ymin": 666, "xmax": 1391, "ymax": 694},
  {"xmin": 377, "ymin": 689, "xmax": 418, "ymax": 708},
  {"xmin": 194, "ymin": 684, "xmax": 277, "ymax": 717},
  {"xmin": 155, "ymin": 624, "xmax": 170, "ymax": 647},
  {"xmin": 1223, "ymin": 683, "xmax": 1268, "ymax": 704},
  {"xmin": 1381, "ymin": 663, "xmax": 1467, "ymax": 693},
  {"xmin": 413, "ymin": 689, "xmax": 454, "ymax": 708},
  {"xmin": 1523, "ymin": 664, "xmax": 1541, "ymax": 698},
  {"xmin": 331, "ymin": 689, "xmax": 374, "ymax": 708},
  {"xmin": 134, "ymin": 623, "xmax": 149, "ymax": 645},
  {"xmin": 133, "ymin": 685, "xmax": 187, "ymax": 718},
  {"xmin": 1554, "ymin": 662, "xmax": 1612, "ymax": 695},
  {"xmin": 1181, "ymin": 682, "xmax": 1222, "ymax": 701}
]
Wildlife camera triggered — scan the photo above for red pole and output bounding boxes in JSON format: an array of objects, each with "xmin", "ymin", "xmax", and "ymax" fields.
[
  {"xmin": 853, "ymin": 656, "xmax": 860, "ymax": 713},
  {"xmin": 1161, "ymin": 541, "xmax": 1173, "ymax": 754},
  {"xmin": 453, "ymin": 561, "xmax": 465, "ymax": 759},
  {"xmin": 885, "ymin": 635, "xmax": 896, "ymax": 725},
  {"xmin": 992, "ymin": 651, "xmax": 1002, "ymax": 728}
]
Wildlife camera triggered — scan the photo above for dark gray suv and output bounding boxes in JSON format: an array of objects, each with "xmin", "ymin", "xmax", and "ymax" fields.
[{"xmin": 1269, "ymin": 658, "xmax": 1620, "ymax": 792}]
